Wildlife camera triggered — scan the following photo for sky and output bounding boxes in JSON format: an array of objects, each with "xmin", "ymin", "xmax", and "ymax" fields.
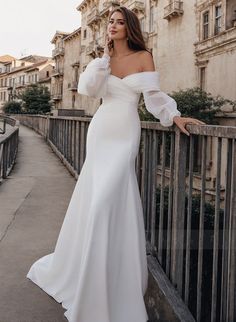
[{"xmin": 0, "ymin": 0, "xmax": 81, "ymax": 59}]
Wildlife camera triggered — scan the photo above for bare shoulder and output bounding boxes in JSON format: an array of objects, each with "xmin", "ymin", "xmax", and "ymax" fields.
[{"xmin": 138, "ymin": 50, "xmax": 156, "ymax": 72}]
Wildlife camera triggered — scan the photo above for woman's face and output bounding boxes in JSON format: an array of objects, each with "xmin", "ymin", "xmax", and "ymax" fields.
[{"xmin": 107, "ymin": 11, "xmax": 127, "ymax": 40}]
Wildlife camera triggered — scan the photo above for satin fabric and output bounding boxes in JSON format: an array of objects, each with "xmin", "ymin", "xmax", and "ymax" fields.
[{"xmin": 27, "ymin": 55, "xmax": 181, "ymax": 322}]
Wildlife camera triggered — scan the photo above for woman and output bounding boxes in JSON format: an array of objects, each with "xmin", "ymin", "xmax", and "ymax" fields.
[{"xmin": 27, "ymin": 6, "xmax": 204, "ymax": 322}]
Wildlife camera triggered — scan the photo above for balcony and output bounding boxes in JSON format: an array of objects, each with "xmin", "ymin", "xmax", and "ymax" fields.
[
  {"xmin": 52, "ymin": 47, "xmax": 65, "ymax": 58},
  {"xmin": 51, "ymin": 93, "xmax": 62, "ymax": 100},
  {"xmin": 15, "ymin": 82, "xmax": 26, "ymax": 89},
  {"xmin": 194, "ymin": 26, "xmax": 236, "ymax": 57},
  {"xmin": 100, "ymin": 1, "xmax": 120, "ymax": 17},
  {"xmin": 87, "ymin": 8, "xmax": 101, "ymax": 26},
  {"xmin": 163, "ymin": 1, "xmax": 184, "ymax": 20},
  {"xmin": 129, "ymin": 1, "xmax": 145, "ymax": 14},
  {"xmin": 86, "ymin": 42, "xmax": 96, "ymax": 57},
  {"xmin": 68, "ymin": 81, "xmax": 78, "ymax": 91},
  {"xmin": 51, "ymin": 68, "xmax": 64, "ymax": 77}
]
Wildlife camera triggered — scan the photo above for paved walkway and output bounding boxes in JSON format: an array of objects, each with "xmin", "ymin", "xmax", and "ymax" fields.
[{"xmin": 0, "ymin": 125, "xmax": 76, "ymax": 322}]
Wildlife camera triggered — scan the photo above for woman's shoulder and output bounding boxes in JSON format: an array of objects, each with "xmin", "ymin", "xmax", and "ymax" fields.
[{"xmin": 138, "ymin": 50, "xmax": 156, "ymax": 72}]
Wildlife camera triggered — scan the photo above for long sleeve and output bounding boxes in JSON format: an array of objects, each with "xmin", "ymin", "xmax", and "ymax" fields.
[
  {"xmin": 77, "ymin": 54, "xmax": 110, "ymax": 99},
  {"xmin": 141, "ymin": 72, "xmax": 181, "ymax": 127}
]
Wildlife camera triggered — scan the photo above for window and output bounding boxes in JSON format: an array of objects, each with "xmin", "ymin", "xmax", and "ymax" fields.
[
  {"xmin": 203, "ymin": 11, "xmax": 209, "ymax": 40},
  {"xmin": 200, "ymin": 67, "xmax": 206, "ymax": 90},
  {"xmin": 149, "ymin": 6, "xmax": 154, "ymax": 32},
  {"xmin": 83, "ymin": 29, "xmax": 87, "ymax": 39},
  {"xmin": 46, "ymin": 71, "xmax": 49, "ymax": 77},
  {"xmin": 215, "ymin": 5, "xmax": 222, "ymax": 35}
]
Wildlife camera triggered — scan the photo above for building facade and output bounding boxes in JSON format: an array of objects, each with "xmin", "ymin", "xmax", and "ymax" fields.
[
  {"xmin": 0, "ymin": 56, "xmax": 53, "ymax": 112},
  {"xmin": 62, "ymin": 28, "xmax": 82, "ymax": 110},
  {"xmin": 51, "ymin": 31, "xmax": 70, "ymax": 110}
]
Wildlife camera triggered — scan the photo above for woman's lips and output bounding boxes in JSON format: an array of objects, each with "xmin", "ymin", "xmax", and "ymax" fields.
[{"xmin": 110, "ymin": 31, "xmax": 117, "ymax": 34}]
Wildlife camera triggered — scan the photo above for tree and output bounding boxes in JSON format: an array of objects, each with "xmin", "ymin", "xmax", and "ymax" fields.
[
  {"xmin": 3, "ymin": 101, "xmax": 22, "ymax": 114},
  {"xmin": 138, "ymin": 87, "xmax": 236, "ymax": 124},
  {"xmin": 20, "ymin": 84, "xmax": 52, "ymax": 114}
]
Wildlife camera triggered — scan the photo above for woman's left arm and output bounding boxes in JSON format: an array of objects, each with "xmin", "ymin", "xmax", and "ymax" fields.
[{"xmin": 141, "ymin": 51, "xmax": 205, "ymax": 134}]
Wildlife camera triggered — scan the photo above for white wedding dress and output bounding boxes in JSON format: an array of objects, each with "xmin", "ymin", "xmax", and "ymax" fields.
[{"xmin": 26, "ymin": 53, "xmax": 180, "ymax": 322}]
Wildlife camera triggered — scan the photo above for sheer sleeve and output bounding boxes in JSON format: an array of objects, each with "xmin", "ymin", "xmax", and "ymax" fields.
[
  {"xmin": 142, "ymin": 72, "xmax": 181, "ymax": 127},
  {"xmin": 77, "ymin": 54, "xmax": 110, "ymax": 99}
]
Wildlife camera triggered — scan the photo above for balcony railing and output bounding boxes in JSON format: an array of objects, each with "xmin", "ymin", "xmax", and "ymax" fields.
[
  {"xmin": 51, "ymin": 69, "xmax": 64, "ymax": 77},
  {"xmin": 51, "ymin": 93, "xmax": 62, "ymax": 100},
  {"xmin": 87, "ymin": 8, "xmax": 101, "ymax": 26},
  {"xmin": 52, "ymin": 47, "xmax": 65, "ymax": 57},
  {"xmin": 15, "ymin": 82, "xmax": 26, "ymax": 88},
  {"xmin": 163, "ymin": 1, "xmax": 184, "ymax": 20}
]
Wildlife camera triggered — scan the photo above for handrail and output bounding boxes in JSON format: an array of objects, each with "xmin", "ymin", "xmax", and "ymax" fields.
[{"xmin": 0, "ymin": 115, "xmax": 19, "ymax": 182}]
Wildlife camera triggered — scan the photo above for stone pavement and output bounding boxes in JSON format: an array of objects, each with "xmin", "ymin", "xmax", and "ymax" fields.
[{"xmin": 0, "ymin": 125, "xmax": 77, "ymax": 322}]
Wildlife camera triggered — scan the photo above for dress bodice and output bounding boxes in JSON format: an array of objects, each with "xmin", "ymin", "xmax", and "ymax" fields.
[{"xmin": 77, "ymin": 55, "xmax": 181, "ymax": 127}]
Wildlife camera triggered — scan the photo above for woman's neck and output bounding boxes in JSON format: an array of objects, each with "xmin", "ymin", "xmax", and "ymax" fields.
[{"xmin": 112, "ymin": 39, "xmax": 133, "ymax": 57}]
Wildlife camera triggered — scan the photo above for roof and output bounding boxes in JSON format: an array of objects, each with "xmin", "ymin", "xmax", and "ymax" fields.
[
  {"xmin": 51, "ymin": 31, "xmax": 70, "ymax": 44},
  {"xmin": 20, "ymin": 55, "xmax": 51, "ymax": 63},
  {"xmin": 0, "ymin": 55, "xmax": 15, "ymax": 63},
  {"xmin": 25, "ymin": 60, "xmax": 50, "ymax": 72},
  {"xmin": 64, "ymin": 28, "xmax": 81, "ymax": 42}
]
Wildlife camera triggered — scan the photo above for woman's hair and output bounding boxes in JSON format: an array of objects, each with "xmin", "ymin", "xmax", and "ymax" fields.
[{"xmin": 108, "ymin": 6, "xmax": 152, "ymax": 55}]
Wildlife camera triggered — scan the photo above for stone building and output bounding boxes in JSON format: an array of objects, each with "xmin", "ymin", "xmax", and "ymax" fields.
[
  {"xmin": 72, "ymin": 0, "xmax": 236, "ymax": 118},
  {"xmin": 51, "ymin": 31, "xmax": 70, "ymax": 110},
  {"xmin": 0, "ymin": 56, "xmax": 53, "ymax": 112},
  {"xmin": 62, "ymin": 28, "xmax": 82, "ymax": 111}
]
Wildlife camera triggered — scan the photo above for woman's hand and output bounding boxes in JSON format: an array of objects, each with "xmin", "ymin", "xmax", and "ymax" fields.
[
  {"xmin": 103, "ymin": 34, "xmax": 114, "ymax": 57},
  {"xmin": 173, "ymin": 116, "xmax": 205, "ymax": 136}
]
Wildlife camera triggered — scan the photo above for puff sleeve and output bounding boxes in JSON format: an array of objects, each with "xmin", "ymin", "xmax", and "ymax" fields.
[
  {"xmin": 77, "ymin": 54, "xmax": 110, "ymax": 99},
  {"xmin": 142, "ymin": 72, "xmax": 181, "ymax": 127}
]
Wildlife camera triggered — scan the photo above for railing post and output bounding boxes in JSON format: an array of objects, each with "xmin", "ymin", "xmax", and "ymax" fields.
[
  {"xmin": 46, "ymin": 116, "xmax": 50, "ymax": 141},
  {"xmin": 227, "ymin": 139, "xmax": 236, "ymax": 321},
  {"xmin": 170, "ymin": 129, "xmax": 187, "ymax": 295}
]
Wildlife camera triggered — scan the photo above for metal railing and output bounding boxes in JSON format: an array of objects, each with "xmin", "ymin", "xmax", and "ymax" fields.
[
  {"xmin": 15, "ymin": 114, "xmax": 236, "ymax": 321},
  {"xmin": 0, "ymin": 116, "xmax": 19, "ymax": 182}
]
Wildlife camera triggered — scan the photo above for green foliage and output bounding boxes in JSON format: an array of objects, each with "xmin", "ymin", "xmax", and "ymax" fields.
[
  {"xmin": 3, "ymin": 101, "xmax": 22, "ymax": 114},
  {"xmin": 138, "ymin": 87, "xmax": 236, "ymax": 124},
  {"xmin": 20, "ymin": 84, "xmax": 51, "ymax": 114}
]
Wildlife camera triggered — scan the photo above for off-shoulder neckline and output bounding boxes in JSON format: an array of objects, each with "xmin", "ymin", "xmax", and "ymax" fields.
[{"xmin": 110, "ymin": 70, "xmax": 159, "ymax": 81}]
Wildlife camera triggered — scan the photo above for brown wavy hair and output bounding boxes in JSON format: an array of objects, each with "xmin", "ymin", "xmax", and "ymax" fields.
[{"xmin": 108, "ymin": 6, "xmax": 152, "ymax": 55}]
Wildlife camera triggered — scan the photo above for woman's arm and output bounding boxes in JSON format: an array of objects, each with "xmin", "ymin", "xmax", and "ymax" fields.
[
  {"xmin": 77, "ymin": 55, "xmax": 110, "ymax": 98},
  {"xmin": 140, "ymin": 51, "xmax": 205, "ymax": 134}
]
